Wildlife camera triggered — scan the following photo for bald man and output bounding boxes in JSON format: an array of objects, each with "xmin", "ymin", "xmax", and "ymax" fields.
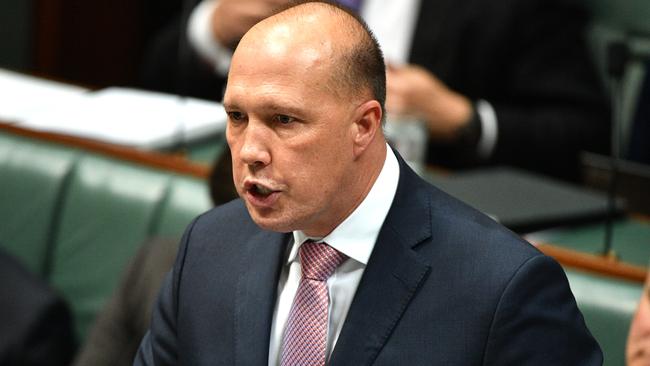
[
  {"xmin": 142, "ymin": 0, "xmax": 608, "ymax": 181},
  {"xmin": 134, "ymin": 2, "xmax": 601, "ymax": 365}
]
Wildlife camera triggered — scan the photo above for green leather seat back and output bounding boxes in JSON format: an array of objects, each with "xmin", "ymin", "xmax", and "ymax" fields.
[
  {"xmin": 151, "ymin": 175, "xmax": 212, "ymax": 239},
  {"xmin": 49, "ymin": 155, "xmax": 171, "ymax": 340},
  {"xmin": 530, "ymin": 221, "xmax": 650, "ymax": 267},
  {"xmin": 586, "ymin": 0, "xmax": 650, "ymax": 34},
  {"xmin": 566, "ymin": 269, "xmax": 642, "ymax": 366},
  {"xmin": 0, "ymin": 133, "xmax": 78, "ymax": 275},
  {"xmin": 584, "ymin": 0, "xmax": 650, "ymax": 152},
  {"xmin": 0, "ymin": 133, "xmax": 13, "ymax": 161}
]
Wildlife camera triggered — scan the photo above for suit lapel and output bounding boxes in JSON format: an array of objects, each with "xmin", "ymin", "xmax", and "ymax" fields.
[
  {"xmin": 329, "ymin": 158, "xmax": 433, "ymax": 366},
  {"xmin": 233, "ymin": 230, "xmax": 290, "ymax": 365}
]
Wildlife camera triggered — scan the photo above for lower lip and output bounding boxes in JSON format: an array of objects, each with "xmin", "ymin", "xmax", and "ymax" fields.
[{"xmin": 245, "ymin": 190, "xmax": 281, "ymax": 209}]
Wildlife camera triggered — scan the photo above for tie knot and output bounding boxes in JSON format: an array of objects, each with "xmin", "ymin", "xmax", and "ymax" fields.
[{"xmin": 299, "ymin": 241, "xmax": 347, "ymax": 281}]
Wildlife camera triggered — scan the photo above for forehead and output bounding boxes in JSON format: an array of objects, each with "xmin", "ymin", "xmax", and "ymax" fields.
[{"xmin": 225, "ymin": 41, "xmax": 338, "ymax": 105}]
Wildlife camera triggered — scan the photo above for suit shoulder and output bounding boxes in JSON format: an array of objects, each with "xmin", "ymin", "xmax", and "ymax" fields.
[{"xmin": 410, "ymin": 176, "xmax": 545, "ymax": 285}]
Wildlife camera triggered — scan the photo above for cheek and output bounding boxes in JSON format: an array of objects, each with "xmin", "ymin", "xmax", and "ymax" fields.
[
  {"xmin": 226, "ymin": 126, "xmax": 244, "ymax": 155},
  {"xmin": 225, "ymin": 125, "xmax": 235, "ymax": 145},
  {"xmin": 291, "ymin": 146, "xmax": 349, "ymax": 195},
  {"xmin": 228, "ymin": 151, "xmax": 244, "ymax": 186}
]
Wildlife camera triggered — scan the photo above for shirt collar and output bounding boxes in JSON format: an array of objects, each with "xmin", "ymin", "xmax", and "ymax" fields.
[{"xmin": 290, "ymin": 144, "xmax": 400, "ymax": 265}]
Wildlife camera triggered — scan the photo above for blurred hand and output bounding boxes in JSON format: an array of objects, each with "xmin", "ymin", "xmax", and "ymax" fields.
[
  {"xmin": 386, "ymin": 64, "xmax": 472, "ymax": 141},
  {"xmin": 628, "ymin": 287, "xmax": 650, "ymax": 366},
  {"xmin": 211, "ymin": 0, "xmax": 290, "ymax": 49}
]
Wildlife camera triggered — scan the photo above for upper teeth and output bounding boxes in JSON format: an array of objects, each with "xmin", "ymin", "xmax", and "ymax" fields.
[{"xmin": 255, "ymin": 184, "xmax": 272, "ymax": 195}]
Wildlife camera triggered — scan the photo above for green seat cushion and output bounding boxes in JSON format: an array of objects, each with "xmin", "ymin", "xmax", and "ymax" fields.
[
  {"xmin": 0, "ymin": 133, "xmax": 14, "ymax": 161},
  {"xmin": 151, "ymin": 175, "xmax": 212, "ymax": 239},
  {"xmin": 530, "ymin": 219, "xmax": 650, "ymax": 267},
  {"xmin": 0, "ymin": 133, "xmax": 78, "ymax": 274},
  {"xmin": 587, "ymin": 0, "xmax": 650, "ymax": 34},
  {"xmin": 566, "ymin": 269, "xmax": 642, "ymax": 366},
  {"xmin": 49, "ymin": 155, "xmax": 171, "ymax": 340}
]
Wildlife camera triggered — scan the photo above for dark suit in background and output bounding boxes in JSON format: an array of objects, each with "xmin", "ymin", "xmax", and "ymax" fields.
[
  {"xmin": 0, "ymin": 250, "xmax": 76, "ymax": 366},
  {"xmin": 410, "ymin": 0, "xmax": 609, "ymax": 179},
  {"xmin": 135, "ymin": 157, "xmax": 601, "ymax": 365},
  {"xmin": 140, "ymin": 0, "xmax": 609, "ymax": 181}
]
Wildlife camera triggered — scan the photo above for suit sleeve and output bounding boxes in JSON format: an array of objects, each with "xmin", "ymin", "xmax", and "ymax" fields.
[
  {"xmin": 481, "ymin": 255, "xmax": 603, "ymax": 365},
  {"xmin": 133, "ymin": 220, "xmax": 198, "ymax": 366}
]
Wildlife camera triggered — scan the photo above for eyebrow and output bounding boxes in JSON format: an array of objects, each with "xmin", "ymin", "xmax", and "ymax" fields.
[
  {"xmin": 263, "ymin": 103, "xmax": 305, "ymax": 116},
  {"xmin": 224, "ymin": 101, "xmax": 306, "ymax": 116},
  {"xmin": 222, "ymin": 101, "xmax": 239, "ymax": 110}
]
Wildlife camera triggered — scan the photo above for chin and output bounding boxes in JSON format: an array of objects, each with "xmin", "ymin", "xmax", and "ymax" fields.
[{"xmin": 248, "ymin": 210, "xmax": 294, "ymax": 233}]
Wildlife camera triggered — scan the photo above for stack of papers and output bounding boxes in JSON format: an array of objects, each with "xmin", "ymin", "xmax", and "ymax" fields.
[
  {"xmin": 0, "ymin": 69, "xmax": 227, "ymax": 149},
  {"xmin": 0, "ymin": 69, "xmax": 87, "ymax": 123}
]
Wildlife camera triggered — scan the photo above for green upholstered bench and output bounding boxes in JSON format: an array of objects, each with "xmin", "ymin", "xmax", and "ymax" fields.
[
  {"xmin": 48, "ymin": 155, "xmax": 173, "ymax": 340},
  {"xmin": 151, "ymin": 174, "xmax": 212, "ymax": 238},
  {"xmin": 0, "ymin": 129, "xmax": 213, "ymax": 341},
  {"xmin": 0, "ymin": 128, "xmax": 645, "ymax": 362},
  {"xmin": 530, "ymin": 221, "xmax": 650, "ymax": 267},
  {"xmin": 0, "ymin": 133, "xmax": 78, "ymax": 275}
]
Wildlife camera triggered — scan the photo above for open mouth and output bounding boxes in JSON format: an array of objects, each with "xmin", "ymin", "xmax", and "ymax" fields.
[
  {"xmin": 243, "ymin": 180, "xmax": 282, "ymax": 207},
  {"xmin": 249, "ymin": 183, "xmax": 275, "ymax": 198}
]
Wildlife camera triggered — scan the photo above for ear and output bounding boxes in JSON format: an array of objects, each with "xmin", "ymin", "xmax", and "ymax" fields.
[{"xmin": 351, "ymin": 100, "xmax": 383, "ymax": 158}]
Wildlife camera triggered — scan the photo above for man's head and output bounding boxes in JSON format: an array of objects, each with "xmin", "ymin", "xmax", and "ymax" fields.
[{"xmin": 224, "ymin": 1, "xmax": 387, "ymax": 236}]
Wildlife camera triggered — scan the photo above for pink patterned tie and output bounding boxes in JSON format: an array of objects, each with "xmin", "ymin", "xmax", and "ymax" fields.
[{"xmin": 280, "ymin": 241, "xmax": 348, "ymax": 366}]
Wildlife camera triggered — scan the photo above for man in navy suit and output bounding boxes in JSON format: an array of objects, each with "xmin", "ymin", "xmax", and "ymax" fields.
[{"xmin": 135, "ymin": 2, "xmax": 602, "ymax": 365}]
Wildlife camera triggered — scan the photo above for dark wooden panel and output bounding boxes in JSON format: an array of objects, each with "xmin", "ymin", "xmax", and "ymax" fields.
[{"xmin": 32, "ymin": 0, "xmax": 183, "ymax": 87}]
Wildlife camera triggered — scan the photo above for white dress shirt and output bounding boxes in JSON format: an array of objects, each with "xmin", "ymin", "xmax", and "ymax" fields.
[
  {"xmin": 187, "ymin": 0, "xmax": 497, "ymax": 158},
  {"xmin": 265, "ymin": 145, "xmax": 399, "ymax": 365}
]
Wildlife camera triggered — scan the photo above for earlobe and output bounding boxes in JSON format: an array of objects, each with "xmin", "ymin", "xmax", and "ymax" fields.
[{"xmin": 352, "ymin": 100, "xmax": 383, "ymax": 158}]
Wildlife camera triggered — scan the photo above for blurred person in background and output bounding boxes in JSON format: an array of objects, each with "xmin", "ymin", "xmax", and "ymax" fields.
[{"xmin": 141, "ymin": 0, "xmax": 609, "ymax": 181}]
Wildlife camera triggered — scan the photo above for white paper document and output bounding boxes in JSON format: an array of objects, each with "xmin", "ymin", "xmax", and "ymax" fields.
[
  {"xmin": 0, "ymin": 69, "xmax": 88, "ymax": 123},
  {"xmin": 20, "ymin": 87, "xmax": 227, "ymax": 148}
]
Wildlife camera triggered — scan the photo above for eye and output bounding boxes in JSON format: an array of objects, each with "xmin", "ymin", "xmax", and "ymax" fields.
[
  {"xmin": 274, "ymin": 114, "xmax": 295, "ymax": 125},
  {"xmin": 227, "ymin": 111, "xmax": 245, "ymax": 122}
]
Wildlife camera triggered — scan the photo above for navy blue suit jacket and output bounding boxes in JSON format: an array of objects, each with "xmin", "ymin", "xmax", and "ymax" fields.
[{"xmin": 135, "ymin": 157, "xmax": 602, "ymax": 365}]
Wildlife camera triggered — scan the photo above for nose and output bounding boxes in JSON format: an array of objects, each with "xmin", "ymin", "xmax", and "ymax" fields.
[{"xmin": 238, "ymin": 120, "xmax": 271, "ymax": 169}]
